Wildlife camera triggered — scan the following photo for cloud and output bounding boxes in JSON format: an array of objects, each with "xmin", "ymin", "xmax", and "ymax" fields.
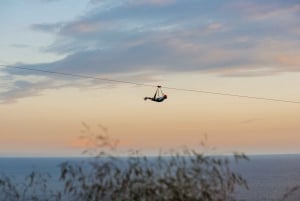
[
  {"xmin": 31, "ymin": 22, "xmax": 64, "ymax": 33},
  {"xmin": 276, "ymin": 55, "xmax": 300, "ymax": 67},
  {"xmin": 233, "ymin": 1, "xmax": 300, "ymax": 21},
  {"xmin": 61, "ymin": 21, "xmax": 105, "ymax": 35},
  {"xmin": 0, "ymin": 72, "xmax": 57, "ymax": 103},
  {"xmin": 7, "ymin": 34, "xmax": 255, "ymax": 77},
  {"xmin": 2, "ymin": 0, "xmax": 300, "ymax": 102},
  {"xmin": 24, "ymin": 0, "xmax": 300, "ymax": 71},
  {"xmin": 128, "ymin": 0, "xmax": 175, "ymax": 6},
  {"xmin": 90, "ymin": 0, "xmax": 175, "ymax": 7},
  {"xmin": 0, "ymin": 62, "xmax": 161, "ymax": 103},
  {"xmin": 0, "ymin": 80, "xmax": 49, "ymax": 104}
]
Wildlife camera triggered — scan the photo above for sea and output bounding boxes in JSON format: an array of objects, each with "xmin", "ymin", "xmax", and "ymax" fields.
[{"xmin": 0, "ymin": 155, "xmax": 300, "ymax": 201}]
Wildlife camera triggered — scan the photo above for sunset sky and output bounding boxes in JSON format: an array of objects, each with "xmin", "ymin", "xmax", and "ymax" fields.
[{"xmin": 1, "ymin": 0, "xmax": 300, "ymax": 156}]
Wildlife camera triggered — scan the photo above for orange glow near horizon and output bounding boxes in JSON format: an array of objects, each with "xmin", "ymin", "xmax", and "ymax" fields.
[{"xmin": 1, "ymin": 72, "xmax": 300, "ymax": 156}]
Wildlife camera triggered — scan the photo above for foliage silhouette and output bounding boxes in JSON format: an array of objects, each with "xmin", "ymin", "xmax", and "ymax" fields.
[
  {"xmin": 1, "ymin": 123, "xmax": 298, "ymax": 201},
  {"xmin": 59, "ymin": 123, "xmax": 249, "ymax": 201},
  {"xmin": 0, "ymin": 172, "xmax": 61, "ymax": 201}
]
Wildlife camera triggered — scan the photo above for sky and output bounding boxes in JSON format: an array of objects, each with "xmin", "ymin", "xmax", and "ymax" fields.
[{"xmin": 1, "ymin": 0, "xmax": 300, "ymax": 156}]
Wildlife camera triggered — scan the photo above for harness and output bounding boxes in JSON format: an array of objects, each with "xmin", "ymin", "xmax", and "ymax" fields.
[{"xmin": 154, "ymin": 86, "xmax": 165, "ymax": 100}]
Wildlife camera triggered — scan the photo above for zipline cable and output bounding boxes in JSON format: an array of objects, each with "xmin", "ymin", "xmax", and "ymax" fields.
[
  {"xmin": 0, "ymin": 65, "xmax": 154, "ymax": 87},
  {"xmin": 1, "ymin": 64, "xmax": 300, "ymax": 104}
]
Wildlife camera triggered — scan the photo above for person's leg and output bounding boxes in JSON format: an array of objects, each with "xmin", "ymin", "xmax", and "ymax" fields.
[{"xmin": 144, "ymin": 97, "xmax": 153, "ymax": 101}]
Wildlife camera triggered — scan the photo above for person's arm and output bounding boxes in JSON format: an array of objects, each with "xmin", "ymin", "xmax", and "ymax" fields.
[{"xmin": 153, "ymin": 89, "xmax": 158, "ymax": 99}]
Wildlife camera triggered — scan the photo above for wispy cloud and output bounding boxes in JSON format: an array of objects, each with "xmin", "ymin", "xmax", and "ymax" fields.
[
  {"xmin": 2, "ymin": 0, "xmax": 300, "ymax": 102},
  {"xmin": 89, "ymin": 0, "xmax": 175, "ymax": 7},
  {"xmin": 35, "ymin": 0, "xmax": 300, "ymax": 71},
  {"xmin": 233, "ymin": 1, "xmax": 300, "ymax": 21},
  {"xmin": 0, "ymin": 80, "xmax": 49, "ymax": 104},
  {"xmin": 128, "ymin": 0, "xmax": 175, "ymax": 6},
  {"xmin": 276, "ymin": 54, "xmax": 300, "ymax": 67},
  {"xmin": 31, "ymin": 22, "xmax": 64, "ymax": 33}
]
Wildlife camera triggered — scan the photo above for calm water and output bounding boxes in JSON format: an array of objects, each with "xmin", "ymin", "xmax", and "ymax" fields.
[
  {"xmin": 234, "ymin": 155, "xmax": 300, "ymax": 201},
  {"xmin": 0, "ymin": 155, "xmax": 300, "ymax": 201}
]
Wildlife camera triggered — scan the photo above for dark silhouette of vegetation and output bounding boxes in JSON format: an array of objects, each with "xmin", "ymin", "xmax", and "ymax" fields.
[
  {"xmin": 279, "ymin": 185, "xmax": 300, "ymax": 201},
  {"xmin": 0, "ymin": 123, "xmax": 298, "ymax": 201},
  {"xmin": 0, "ymin": 172, "xmax": 61, "ymax": 201},
  {"xmin": 60, "ymin": 123, "xmax": 249, "ymax": 201}
]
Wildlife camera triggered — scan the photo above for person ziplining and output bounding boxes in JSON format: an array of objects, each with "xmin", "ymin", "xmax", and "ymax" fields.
[
  {"xmin": 144, "ymin": 86, "xmax": 167, "ymax": 102},
  {"xmin": 1, "ymin": 64, "xmax": 300, "ymax": 104}
]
